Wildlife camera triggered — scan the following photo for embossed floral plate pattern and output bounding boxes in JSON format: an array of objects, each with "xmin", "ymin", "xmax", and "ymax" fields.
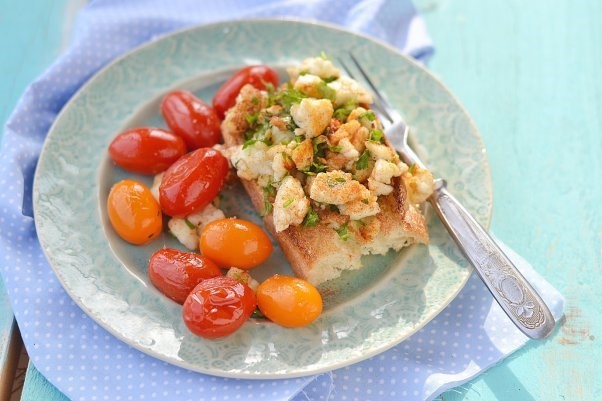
[{"xmin": 33, "ymin": 19, "xmax": 492, "ymax": 379}]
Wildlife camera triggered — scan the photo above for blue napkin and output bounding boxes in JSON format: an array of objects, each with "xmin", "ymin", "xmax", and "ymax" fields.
[{"xmin": 0, "ymin": 1, "xmax": 564, "ymax": 400}]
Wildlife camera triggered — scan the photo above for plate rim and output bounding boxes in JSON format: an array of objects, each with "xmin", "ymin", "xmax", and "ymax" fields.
[{"xmin": 33, "ymin": 18, "xmax": 492, "ymax": 379}]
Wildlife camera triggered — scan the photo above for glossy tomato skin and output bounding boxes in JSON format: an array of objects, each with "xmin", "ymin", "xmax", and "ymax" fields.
[
  {"xmin": 159, "ymin": 148, "xmax": 229, "ymax": 217},
  {"xmin": 108, "ymin": 127, "xmax": 186, "ymax": 174},
  {"xmin": 256, "ymin": 275, "xmax": 322, "ymax": 328},
  {"xmin": 148, "ymin": 248, "xmax": 222, "ymax": 304},
  {"xmin": 160, "ymin": 90, "xmax": 222, "ymax": 150},
  {"xmin": 199, "ymin": 218, "xmax": 273, "ymax": 269},
  {"xmin": 212, "ymin": 65, "xmax": 279, "ymax": 119},
  {"xmin": 182, "ymin": 276, "xmax": 256, "ymax": 338},
  {"xmin": 107, "ymin": 179, "xmax": 163, "ymax": 245}
]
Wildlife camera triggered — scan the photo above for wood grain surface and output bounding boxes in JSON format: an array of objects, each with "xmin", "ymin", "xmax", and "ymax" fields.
[{"xmin": 2, "ymin": 0, "xmax": 600, "ymax": 400}]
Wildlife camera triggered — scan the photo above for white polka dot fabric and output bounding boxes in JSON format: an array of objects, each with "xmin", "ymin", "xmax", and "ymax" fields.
[{"xmin": 0, "ymin": 1, "xmax": 564, "ymax": 400}]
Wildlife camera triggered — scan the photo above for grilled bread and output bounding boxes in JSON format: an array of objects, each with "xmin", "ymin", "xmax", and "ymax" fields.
[{"xmin": 221, "ymin": 57, "xmax": 434, "ymax": 286}]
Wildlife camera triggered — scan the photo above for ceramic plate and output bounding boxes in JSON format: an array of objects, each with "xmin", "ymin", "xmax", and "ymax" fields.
[{"xmin": 33, "ymin": 19, "xmax": 492, "ymax": 379}]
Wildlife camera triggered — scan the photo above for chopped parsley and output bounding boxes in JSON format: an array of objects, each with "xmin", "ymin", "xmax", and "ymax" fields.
[
  {"xmin": 333, "ymin": 100, "xmax": 359, "ymax": 122},
  {"xmin": 312, "ymin": 135, "xmax": 329, "ymax": 157},
  {"xmin": 327, "ymin": 177, "xmax": 347, "ymax": 187},
  {"xmin": 355, "ymin": 149, "xmax": 371, "ymax": 170},
  {"xmin": 184, "ymin": 219, "xmax": 196, "ymax": 230},
  {"xmin": 317, "ymin": 80, "xmax": 336, "ymax": 102},
  {"xmin": 302, "ymin": 207, "xmax": 320, "ymax": 227},
  {"xmin": 262, "ymin": 201, "xmax": 273, "ymax": 216},
  {"xmin": 369, "ymin": 128, "xmax": 384, "ymax": 143},
  {"xmin": 283, "ymin": 197, "xmax": 295, "ymax": 208},
  {"xmin": 336, "ymin": 224, "xmax": 351, "ymax": 241},
  {"xmin": 261, "ymin": 183, "xmax": 276, "ymax": 216},
  {"xmin": 271, "ymin": 86, "xmax": 306, "ymax": 109},
  {"xmin": 242, "ymin": 138, "xmax": 257, "ymax": 149},
  {"xmin": 245, "ymin": 112, "xmax": 259, "ymax": 125},
  {"xmin": 360, "ymin": 110, "xmax": 376, "ymax": 123}
]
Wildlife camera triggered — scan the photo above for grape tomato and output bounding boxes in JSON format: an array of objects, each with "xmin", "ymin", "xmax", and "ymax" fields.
[
  {"xmin": 160, "ymin": 90, "xmax": 222, "ymax": 150},
  {"xmin": 107, "ymin": 179, "xmax": 162, "ymax": 245},
  {"xmin": 199, "ymin": 218, "xmax": 273, "ymax": 269},
  {"xmin": 148, "ymin": 248, "xmax": 222, "ymax": 304},
  {"xmin": 212, "ymin": 65, "xmax": 279, "ymax": 119},
  {"xmin": 182, "ymin": 276, "xmax": 256, "ymax": 338},
  {"xmin": 159, "ymin": 147, "xmax": 229, "ymax": 217},
  {"xmin": 108, "ymin": 127, "xmax": 186, "ymax": 174},
  {"xmin": 256, "ymin": 275, "xmax": 322, "ymax": 328}
]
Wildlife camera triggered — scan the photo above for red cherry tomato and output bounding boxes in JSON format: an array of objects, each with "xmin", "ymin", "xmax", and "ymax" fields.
[
  {"xmin": 108, "ymin": 127, "xmax": 186, "ymax": 174},
  {"xmin": 212, "ymin": 65, "xmax": 279, "ymax": 119},
  {"xmin": 159, "ymin": 147, "xmax": 229, "ymax": 217},
  {"xmin": 107, "ymin": 179, "xmax": 163, "ymax": 245},
  {"xmin": 199, "ymin": 218, "xmax": 273, "ymax": 269},
  {"xmin": 182, "ymin": 276, "xmax": 256, "ymax": 338},
  {"xmin": 160, "ymin": 90, "xmax": 222, "ymax": 150},
  {"xmin": 148, "ymin": 248, "xmax": 223, "ymax": 304},
  {"xmin": 256, "ymin": 275, "xmax": 323, "ymax": 328}
]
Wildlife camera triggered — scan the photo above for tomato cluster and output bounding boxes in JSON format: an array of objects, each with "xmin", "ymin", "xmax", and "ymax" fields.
[{"xmin": 106, "ymin": 65, "xmax": 322, "ymax": 339}]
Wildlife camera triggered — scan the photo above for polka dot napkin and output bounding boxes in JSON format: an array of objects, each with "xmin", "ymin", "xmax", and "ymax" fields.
[{"xmin": 0, "ymin": 1, "xmax": 564, "ymax": 400}]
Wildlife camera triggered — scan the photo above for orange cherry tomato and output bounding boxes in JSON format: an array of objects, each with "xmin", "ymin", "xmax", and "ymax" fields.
[
  {"xmin": 182, "ymin": 276, "xmax": 256, "ymax": 338},
  {"xmin": 107, "ymin": 179, "xmax": 163, "ymax": 245},
  {"xmin": 256, "ymin": 275, "xmax": 322, "ymax": 328},
  {"xmin": 148, "ymin": 248, "xmax": 222, "ymax": 304},
  {"xmin": 199, "ymin": 218, "xmax": 272, "ymax": 269}
]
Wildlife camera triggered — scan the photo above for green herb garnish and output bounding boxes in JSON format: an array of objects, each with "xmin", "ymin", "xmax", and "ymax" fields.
[
  {"xmin": 184, "ymin": 219, "xmax": 196, "ymax": 230},
  {"xmin": 336, "ymin": 224, "xmax": 351, "ymax": 241},
  {"xmin": 360, "ymin": 110, "xmax": 376, "ymax": 122},
  {"xmin": 283, "ymin": 197, "xmax": 295, "ymax": 208},
  {"xmin": 317, "ymin": 80, "xmax": 336, "ymax": 102},
  {"xmin": 262, "ymin": 201, "xmax": 273, "ymax": 216},
  {"xmin": 327, "ymin": 177, "xmax": 347, "ymax": 187},
  {"xmin": 355, "ymin": 150, "xmax": 371, "ymax": 170},
  {"xmin": 302, "ymin": 207, "xmax": 320, "ymax": 227},
  {"xmin": 243, "ymin": 139, "xmax": 257, "ymax": 149},
  {"xmin": 333, "ymin": 100, "xmax": 359, "ymax": 122},
  {"xmin": 369, "ymin": 128, "xmax": 384, "ymax": 143},
  {"xmin": 245, "ymin": 112, "xmax": 259, "ymax": 125},
  {"xmin": 274, "ymin": 87, "xmax": 306, "ymax": 109}
]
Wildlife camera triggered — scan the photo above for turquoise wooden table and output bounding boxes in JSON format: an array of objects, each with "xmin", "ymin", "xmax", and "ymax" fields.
[{"xmin": 1, "ymin": 0, "xmax": 600, "ymax": 400}]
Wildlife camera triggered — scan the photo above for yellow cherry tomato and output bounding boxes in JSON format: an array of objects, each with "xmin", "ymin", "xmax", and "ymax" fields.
[
  {"xmin": 199, "ymin": 218, "xmax": 272, "ymax": 269},
  {"xmin": 107, "ymin": 179, "xmax": 162, "ymax": 245},
  {"xmin": 256, "ymin": 275, "xmax": 323, "ymax": 327}
]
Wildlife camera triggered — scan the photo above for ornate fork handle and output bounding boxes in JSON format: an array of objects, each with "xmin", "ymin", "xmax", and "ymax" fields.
[
  {"xmin": 338, "ymin": 52, "xmax": 556, "ymax": 339},
  {"xmin": 429, "ymin": 178, "xmax": 555, "ymax": 339}
]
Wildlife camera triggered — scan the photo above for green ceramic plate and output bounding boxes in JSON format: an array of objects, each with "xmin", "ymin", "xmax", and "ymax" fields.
[{"xmin": 33, "ymin": 19, "xmax": 492, "ymax": 379}]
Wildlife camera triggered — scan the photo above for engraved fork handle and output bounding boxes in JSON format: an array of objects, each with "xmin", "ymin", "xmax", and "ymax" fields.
[{"xmin": 429, "ymin": 179, "xmax": 556, "ymax": 339}]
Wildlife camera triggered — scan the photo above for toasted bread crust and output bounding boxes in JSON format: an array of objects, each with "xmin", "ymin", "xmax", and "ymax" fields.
[{"xmin": 221, "ymin": 85, "xmax": 429, "ymax": 286}]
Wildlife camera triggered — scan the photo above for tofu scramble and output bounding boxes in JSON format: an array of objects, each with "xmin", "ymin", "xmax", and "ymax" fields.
[{"xmin": 224, "ymin": 56, "xmax": 435, "ymax": 236}]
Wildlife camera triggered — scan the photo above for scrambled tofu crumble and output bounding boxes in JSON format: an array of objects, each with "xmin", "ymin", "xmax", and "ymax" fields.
[{"xmin": 226, "ymin": 56, "xmax": 435, "ymax": 236}]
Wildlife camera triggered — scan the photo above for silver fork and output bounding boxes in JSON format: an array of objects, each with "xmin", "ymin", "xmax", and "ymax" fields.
[{"xmin": 339, "ymin": 54, "xmax": 555, "ymax": 339}]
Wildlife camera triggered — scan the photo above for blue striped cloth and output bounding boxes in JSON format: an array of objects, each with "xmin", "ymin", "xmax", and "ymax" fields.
[{"xmin": 0, "ymin": 1, "xmax": 563, "ymax": 400}]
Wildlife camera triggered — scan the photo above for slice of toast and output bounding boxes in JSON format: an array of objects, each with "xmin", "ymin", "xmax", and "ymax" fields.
[{"xmin": 220, "ymin": 64, "xmax": 432, "ymax": 286}]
